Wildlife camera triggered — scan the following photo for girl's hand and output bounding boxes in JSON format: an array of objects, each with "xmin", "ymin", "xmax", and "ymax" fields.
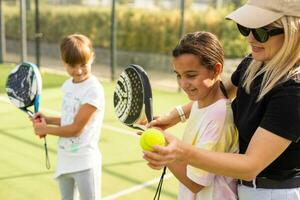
[
  {"xmin": 33, "ymin": 112, "xmax": 47, "ymax": 123},
  {"xmin": 142, "ymin": 133, "xmax": 185, "ymax": 169},
  {"xmin": 148, "ymin": 113, "xmax": 180, "ymax": 130},
  {"xmin": 33, "ymin": 118, "xmax": 48, "ymax": 138}
]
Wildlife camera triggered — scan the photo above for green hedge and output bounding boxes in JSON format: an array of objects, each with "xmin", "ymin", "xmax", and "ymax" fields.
[{"xmin": 4, "ymin": 5, "xmax": 249, "ymax": 58}]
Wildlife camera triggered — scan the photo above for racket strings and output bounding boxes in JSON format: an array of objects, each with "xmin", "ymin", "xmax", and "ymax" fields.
[
  {"xmin": 114, "ymin": 75, "xmax": 132, "ymax": 121},
  {"xmin": 6, "ymin": 65, "xmax": 36, "ymax": 107},
  {"xmin": 114, "ymin": 80, "xmax": 130, "ymax": 117},
  {"xmin": 114, "ymin": 68, "xmax": 144, "ymax": 125},
  {"xmin": 127, "ymin": 69, "xmax": 143, "ymax": 119}
]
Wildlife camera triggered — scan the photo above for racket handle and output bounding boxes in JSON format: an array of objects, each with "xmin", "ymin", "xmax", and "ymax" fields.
[
  {"xmin": 43, "ymin": 137, "xmax": 51, "ymax": 169},
  {"xmin": 34, "ymin": 95, "xmax": 40, "ymax": 113},
  {"xmin": 33, "ymin": 116, "xmax": 45, "ymax": 139}
]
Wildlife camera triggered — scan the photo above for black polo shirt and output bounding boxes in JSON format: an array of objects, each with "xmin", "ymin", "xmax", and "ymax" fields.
[{"xmin": 231, "ymin": 56, "xmax": 300, "ymax": 180}]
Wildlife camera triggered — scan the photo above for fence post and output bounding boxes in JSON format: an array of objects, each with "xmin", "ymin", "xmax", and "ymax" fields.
[
  {"xmin": 0, "ymin": 0, "xmax": 6, "ymax": 63},
  {"xmin": 20, "ymin": 0, "xmax": 27, "ymax": 62},
  {"xmin": 178, "ymin": 0, "xmax": 185, "ymax": 92},
  {"xmin": 110, "ymin": 0, "xmax": 117, "ymax": 81},
  {"xmin": 35, "ymin": 0, "xmax": 41, "ymax": 67},
  {"xmin": 179, "ymin": 0, "xmax": 185, "ymax": 39}
]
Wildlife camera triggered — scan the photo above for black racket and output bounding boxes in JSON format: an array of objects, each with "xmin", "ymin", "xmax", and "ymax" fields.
[
  {"xmin": 113, "ymin": 64, "xmax": 153, "ymax": 130},
  {"xmin": 113, "ymin": 64, "xmax": 166, "ymax": 200},
  {"xmin": 6, "ymin": 61, "xmax": 50, "ymax": 169}
]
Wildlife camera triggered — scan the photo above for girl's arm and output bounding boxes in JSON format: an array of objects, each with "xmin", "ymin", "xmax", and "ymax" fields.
[
  {"xmin": 149, "ymin": 79, "xmax": 236, "ymax": 129},
  {"xmin": 34, "ymin": 103, "xmax": 97, "ymax": 137},
  {"xmin": 45, "ymin": 116, "xmax": 61, "ymax": 126},
  {"xmin": 144, "ymin": 127, "xmax": 291, "ymax": 181},
  {"xmin": 149, "ymin": 102, "xmax": 193, "ymax": 130},
  {"xmin": 33, "ymin": 112, "xmax": 61, "ymax": 126},
  {"xmin": 168, "ymin": 161, "xmax": 204, "ymax": 193}
]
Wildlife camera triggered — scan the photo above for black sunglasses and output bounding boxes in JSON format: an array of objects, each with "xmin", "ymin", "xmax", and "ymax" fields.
[{"xmin": 237, "ymin": 24, "xmax": 284, "ymax": 43}]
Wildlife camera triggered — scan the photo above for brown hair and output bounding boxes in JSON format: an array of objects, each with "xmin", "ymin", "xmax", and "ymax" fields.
[
  {"xmin": 172, "ymin": 31, "xmax": 224, "ymax": 70},
  {"xmin": 60, "ymin": 34, "xmax": 94, "ymax": 66},
  {"xmin": 172, "ymin": 31, "xmax": 227, "ymax": 97}
]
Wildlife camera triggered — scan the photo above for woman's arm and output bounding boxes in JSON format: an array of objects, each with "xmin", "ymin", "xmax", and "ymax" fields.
[
  {"xmin": 144, "ymin": 127, "xmax": 291, "ymax": 181},
  {"xmin": 168, "ymin": 161, "xmax": 204, "ymax": 193},
  {"xmin": 34, "ymin": 103, "xmax": 97, "ymax": 137},
  {"xmin": 224, "ymin": 79, "xmax": 237, "ymax": 100}
]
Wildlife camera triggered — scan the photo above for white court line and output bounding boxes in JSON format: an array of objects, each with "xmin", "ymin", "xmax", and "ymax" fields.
[
  {"xmin": 0, "ymin": 95, "xmax": 137, "ymax": 137},
  {"xmin": 0, "ymin": 95, "xmax": 173, "ymax": 198},
  {"xmin": 41, "ymin": 107, "xmax": 138, "ymax": 137},
  {"xmin": 102, "ymin": 174, "xmax": 173, "ymax": 200}
]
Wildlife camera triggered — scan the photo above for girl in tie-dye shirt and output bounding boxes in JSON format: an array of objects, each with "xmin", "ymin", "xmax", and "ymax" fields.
[{"xmin": 154, "ymin": 31, "xmax": 239, "ymax": 200}]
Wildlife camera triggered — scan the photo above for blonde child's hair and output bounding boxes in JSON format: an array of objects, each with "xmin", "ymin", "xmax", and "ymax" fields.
[
  {"xmin": 60, "ymin": 34, "xmax": 94, "ymax": 66},
  {"xmin": 243, "ymin": 16, "xmax": 300, "ymax": 101}
]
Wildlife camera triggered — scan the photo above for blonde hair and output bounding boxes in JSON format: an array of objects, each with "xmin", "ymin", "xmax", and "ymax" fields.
[
  {"xmin": 60, "ymin": 34, "xmax": 94, "ymax": 66},
  {"xmin": 243, "ymin": 16, "xmax": 300, "ymax": 101}
]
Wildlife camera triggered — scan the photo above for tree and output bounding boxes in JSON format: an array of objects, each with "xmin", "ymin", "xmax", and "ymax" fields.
[
  {"xmin": 118, "ymin": 0, "xmax": 134, "ymax": 4},
  {"xmin": 230, "ymin": 0, "xmax": 247, "ymax": 8}
]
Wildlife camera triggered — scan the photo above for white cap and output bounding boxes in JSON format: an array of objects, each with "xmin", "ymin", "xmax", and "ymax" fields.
[{"xmin": 226, "ymin": 0, "xmax": 300, "ymax": 28}]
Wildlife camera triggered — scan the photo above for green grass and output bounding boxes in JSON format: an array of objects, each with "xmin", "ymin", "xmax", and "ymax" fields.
[{"xmin": 0, "ymin": 63, "xmax": 188, "ymax": 200}]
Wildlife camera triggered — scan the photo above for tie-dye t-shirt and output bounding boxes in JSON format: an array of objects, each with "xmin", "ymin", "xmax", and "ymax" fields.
[{"xmin": 178, "ymin": 99, "xmax": 239, "ymax": 200}]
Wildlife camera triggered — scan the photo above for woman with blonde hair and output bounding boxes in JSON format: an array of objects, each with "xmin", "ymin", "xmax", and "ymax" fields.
[{"xmin": 143, "ymin": 0, "xmax": 300, "ymax": 199}]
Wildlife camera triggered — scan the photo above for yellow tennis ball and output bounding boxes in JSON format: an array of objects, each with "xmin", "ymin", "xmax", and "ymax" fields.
[{"xmin": 140, "ymin": 128, "xmax": 165, "ymax": 151}]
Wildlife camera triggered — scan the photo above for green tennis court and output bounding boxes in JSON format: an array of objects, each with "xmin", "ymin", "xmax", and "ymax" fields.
[{"xmin": 0, "ymin": 64, "xmax": 188, "ymax": 200}]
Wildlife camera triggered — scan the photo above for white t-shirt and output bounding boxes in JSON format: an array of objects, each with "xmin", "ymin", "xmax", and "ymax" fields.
[
  {"xmin": 55, "ymin": 75, "xmax": 105, "ymax": 178},
  {"xmin": 178, "ymin": 99, "xmax": 238, "ymax": 200}
]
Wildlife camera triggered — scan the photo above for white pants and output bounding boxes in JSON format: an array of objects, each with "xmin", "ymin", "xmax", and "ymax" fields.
[
  {"xmin": 57, "ymin": 166, "xmax": 101, "ymax": 200},
  {"xmin": 238, "ymin": 185, "xmax": 300, "ymax": 200}
]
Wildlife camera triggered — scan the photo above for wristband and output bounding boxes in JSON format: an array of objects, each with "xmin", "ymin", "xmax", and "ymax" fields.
[{"xmin": 175, "ymin": 105, "xmax": 186, "ymax": 123}]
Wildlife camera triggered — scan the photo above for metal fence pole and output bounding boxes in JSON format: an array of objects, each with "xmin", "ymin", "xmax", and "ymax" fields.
[
  {"xmin": 110, "ymin": 0, "xmax": 117, "ymax": 81},
  {"xmin": 35, "ymin": 0, "xmax": 41, "ymax": 67},
  {"xmin": 0, "ymin": 0, "xmax": 6, "ymax": 63},
  {"xmin": 178, "ymin": 0, "xmax": 185, "ymax": 92},
  {"xmin": 216, "ymin": 0, "xmax": 223, "ymax": 9},
  {"xmin": 20, "ymin": 0, "xmax": 27, "ymax": 62},
  {"xmin": 179, "ymin": 0, "xmax": 185, "ymax": 39}
]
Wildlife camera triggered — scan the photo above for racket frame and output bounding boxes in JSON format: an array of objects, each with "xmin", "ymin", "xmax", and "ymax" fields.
[
  {"xmin": 6, "ymin": 61, "xmax": 50, "ymax": 169},
  {"xmin": 114, "ymin": 64, "xmax": 153, "ymax": 131}
]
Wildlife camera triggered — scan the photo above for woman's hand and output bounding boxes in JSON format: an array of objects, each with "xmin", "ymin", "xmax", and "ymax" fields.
[{"xmin": 143, "ymin": 133, "xmax": 186, "ymax": 170}]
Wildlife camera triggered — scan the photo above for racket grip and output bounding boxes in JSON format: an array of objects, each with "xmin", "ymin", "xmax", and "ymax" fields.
[
  {"xmin": 33, "ymin": 116, "xmax": 45, "ymax": 139},
  {"xmin": 34, "ymin": 95, "xmax": 40, "ymax": 113},
  {"xmin": 44, "ymin": 137, "xmax": 51, "ymax": 169}
]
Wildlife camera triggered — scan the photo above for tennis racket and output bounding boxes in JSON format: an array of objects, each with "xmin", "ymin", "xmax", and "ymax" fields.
[
  {"xmin": 113, "ymin": 64, "xmax": 166, "ymax": 200},
  {"xmin": 6, "ymin": 61, "xmax": 50, "ymax": 169}
]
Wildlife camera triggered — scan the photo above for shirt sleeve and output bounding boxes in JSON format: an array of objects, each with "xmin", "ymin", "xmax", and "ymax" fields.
[
  {"xmin": 187, "ymin": 120, "xmax": 226, "ymax": 186},
  {"xmin": 261, "ymin": 84, "xmax": 300, "ymax": 142},
  {"xmin": 82, "ymin": 85, "xmax": 104, "ymax": 110}
]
